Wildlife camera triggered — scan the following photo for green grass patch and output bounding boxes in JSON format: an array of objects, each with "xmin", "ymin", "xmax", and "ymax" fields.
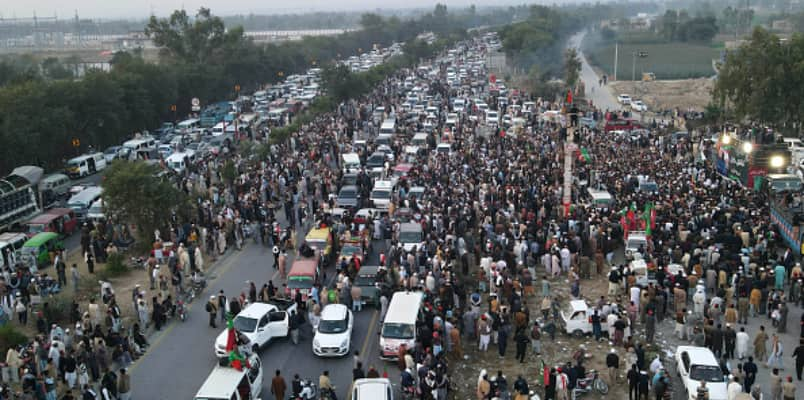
[
  {"xmin": 586, "ymin": 42, "xmax": 719, "ymax": 80},
  {"xmin": 0, "ymin": 325, "xmax": 28, "ymax": 356}
]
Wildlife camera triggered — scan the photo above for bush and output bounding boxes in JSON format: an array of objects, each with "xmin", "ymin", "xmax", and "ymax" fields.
[
  {"xmin": 104, "ymin": 253, "xmax": 128, "ymax": 277},
  {"xmin": 0, "ymin": 325, "xmax": 28, "ymax": 356}
]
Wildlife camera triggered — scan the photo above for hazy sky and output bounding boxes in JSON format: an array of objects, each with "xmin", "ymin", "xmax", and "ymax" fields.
[{"xmin": 3, "ymin": 0, "xmax": 530, "ymax": 20}]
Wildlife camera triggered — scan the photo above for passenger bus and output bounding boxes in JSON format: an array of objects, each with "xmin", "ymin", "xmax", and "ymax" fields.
[{"xmin": 0, "ymin": 168, "xmax": 41, "ymax": 232}]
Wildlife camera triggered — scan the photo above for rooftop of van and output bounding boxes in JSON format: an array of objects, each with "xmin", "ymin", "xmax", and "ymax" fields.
[
  {"xmin": 384, "ymin": 291, "xmax": 423, "ymax": 324},
  {"xmin": 194, "ymin": 364, "xmax": 248, "ymax": 399},
  {"xmin": 400, "ymin": 222, "xmax": 422, "ymax": 231}
]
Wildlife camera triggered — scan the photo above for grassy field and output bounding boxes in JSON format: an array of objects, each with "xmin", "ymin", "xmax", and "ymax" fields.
[{"xmin": 586, "ymin": 42, "xmax": 720, "ymax": 80}]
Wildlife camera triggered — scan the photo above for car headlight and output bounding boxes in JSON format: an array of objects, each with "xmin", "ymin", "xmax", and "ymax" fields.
[
  {"xmin": 313, "ymin": 339, "xmax": 320, "ymax": 349},
  {"xmin": 341, "ymin": 339, "xmax": 348, "ymax": 348}
]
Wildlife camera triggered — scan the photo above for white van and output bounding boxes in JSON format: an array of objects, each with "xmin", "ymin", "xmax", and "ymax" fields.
[
  {"xmin": 380, "ymin": 291, "xmax": 423, "ymax": 359},
  {"xmin": 0, "ymin": 232, "xmax": 27, "ymax": 270},
  {"xmin": 65, "ymin": 153, "xmax": 107, "ymax": 179},
  {"xmin": 211, "ymin": 122, "xmax": 226, "ymax": 136},
  {"xmin": 39, "ymin": 173, "xmax": 71, "ymax": 197},
  {"xmin": 411, "ymin": 133, "xmax": 428, "ymax": 147},
  {"xmin": 380, "ymin": 119, "xmax": 396, "ymax": 135},
  {"xmin": 122, "ymin": 137, "xmax": 156, "ymax": 153},
  {"xmin": 370, "ymin": 180, "xmax": 394, "ymax": 210},
  {"xmin": 166, "ymin": 151, "xmax": 197, "ymax": 173},
  {"xmin": 67, "ymin": 186, "xmax": 103, "ymax": 221},
  {"xmin": 86, "ymin": 199, "xmax": 105, "ymax": 221},
  {"xmin": 587, "ymin": 189, "xmax": 613, "ymax": 210},
  {"xmin": 342, "ymin": 153, "xmax": 361, "ymax": 174},
  {"xmin": 193, "ymin": 354, "xmax": 263, "ymax": 400},
  {"xmin": 399, "ymin": 222, "xmax": 423, "ymax": 253},
  {"xmin": 177, "ymin": 118, "xmax": 200, "ymax": 133}
]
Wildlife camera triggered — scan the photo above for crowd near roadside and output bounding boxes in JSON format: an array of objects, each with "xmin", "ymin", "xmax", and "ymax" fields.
[{"xmin": 1, "ymin": 30, "xmax": 803, "ymax": 400}]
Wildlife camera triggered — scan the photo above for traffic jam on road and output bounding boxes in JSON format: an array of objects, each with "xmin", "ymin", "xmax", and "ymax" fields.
[
  {"xmin": 180, "ymin": 28, "xmax": 804, "ymax": 400},
  {"xmin": 1, "ymin": 24, "xmax": 802, "ymax": 400}
]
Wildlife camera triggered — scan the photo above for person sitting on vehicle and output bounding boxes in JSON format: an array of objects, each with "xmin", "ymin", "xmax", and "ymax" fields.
[
  {"xmin": 401, "ymin": 368, "xmax": 415, "ymax": 391},
  {"xmin": 513, "ymin": 375, "xmax": 529, "ymax": 399},
  {"xmin": 319, "ymin": 371, "xmax": 337, "ymax": 400}
]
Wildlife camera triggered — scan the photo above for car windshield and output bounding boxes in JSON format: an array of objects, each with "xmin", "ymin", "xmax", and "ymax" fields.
[
  {"xmin": 104, "ymin": 148, "xmax": 118, "ymax": 155},
  {"xmin": 340, "ymin": 189, "xmax": 356, "ymax": 197},
  {"xmin": 341, "ymin": 246, "xmax": 360, "ymax": 256},
  {"xmin": 372, "ymin": 190, "xmax": 391, "ymax": 199},
  {"xmin": 690, "ymin": 365, "xmax": 724, "ymax": 383},
  {"xmin": 318, "ymin": 318, "xmax": 347, "ymax": 334},
  {"xmin": 233, "ymin": 316, "xmax": 258, "ymax": 333},
  {"xmin": 355, "ymin": 275, "xmax": 376, "ymax": 286},
  {"xmin": 399, "ymin": 231, "xmax": 421, "ymax": 243},
  {"xmin": 27, "ymin": 224, "xmax": 45, "ymax": 235},
  {"xmin": 382, "ymin": 323, "xmax": 415, "ymax": 339}
]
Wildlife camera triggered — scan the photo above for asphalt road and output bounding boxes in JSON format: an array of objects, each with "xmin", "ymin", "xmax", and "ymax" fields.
[{"xmin": 128, "ymin": 235, "xmax": 390, "ymax": 400}]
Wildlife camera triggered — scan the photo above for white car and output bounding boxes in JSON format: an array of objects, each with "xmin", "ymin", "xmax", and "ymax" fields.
[
  {"xmin": 214, "ymin": 301, "xmax": 296, "ymax": 357},
  {"xmin": 631, "ymin": 100, "xmax": 647, "ymax": 111},
  {"xmin": 560, "ymin": 300, "xmax": 593, "ymax": 337},
  {"xmin": 485, "ymin": 110, "xmax": 499, "ymax": 125},
  {"xmin": 313, "ymin": 304, "xmax": 353, "ymax": 357},
  {"xmin": 445, "ymin": 113, "xmax": 458, "ymax": 126},
  {"xmin": 617, "ymin": 94, "xmax": 632, "ymax": 105},
  {"xmin": 352, "ymin": 378, "xmax": 393, "ymax": 400},
  {"xmin": 675, "ymin": 346, "xmax": 727, "ymax": 400}
]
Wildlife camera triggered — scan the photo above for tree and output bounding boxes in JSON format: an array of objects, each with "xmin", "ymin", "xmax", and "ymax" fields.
[
  {"xmin": 564, "ymin": 48, "xmax": 582, "ymax": 89},
  {"xmin": 680, "ymin": 17, "xmax": 718, "ymax": 42},
  {"xmin": 714, "ymin": 27, "xmax": 804, "ymax": 130},
  {"xmin": 145, "ymin": 8, "xmax": 246, "ymax": 64},
  {"xmin": 659, "ymin": 10, "xmax": 679, "ymax": 41},
  {"xmin": 102, "ymin": 160, "xmax": 187, "ymax": 245}
]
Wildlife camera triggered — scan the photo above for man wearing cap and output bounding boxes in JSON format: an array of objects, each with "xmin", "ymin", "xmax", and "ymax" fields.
[
  {"xmin": 206, "ymin": 295, "xmax": 218, "ymax": 328},
  {"xmin": 724, "ymin": 323, "xmax": 736, "ymax": 359},
  {"xmin": 606, "ymin": 348, "xmax": 619, "ymax": 383}
]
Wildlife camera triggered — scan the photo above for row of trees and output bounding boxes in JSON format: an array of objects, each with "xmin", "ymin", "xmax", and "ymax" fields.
[
  {"xmin": 657, "ymin": 10, "xmax": 719, "ymax": 42},
  {"xmin": 0, "ymin": 5, "xmax": 498, "ymax": 173},
  {"xmin": 713, "ymin": 27, "xmax": 804, "ymax": 131}
]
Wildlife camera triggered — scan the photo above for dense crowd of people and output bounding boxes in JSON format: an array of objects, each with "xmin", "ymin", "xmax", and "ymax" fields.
[{"xmin": 1, "ymin": 31, "xmax": 803, "ymax": 400}]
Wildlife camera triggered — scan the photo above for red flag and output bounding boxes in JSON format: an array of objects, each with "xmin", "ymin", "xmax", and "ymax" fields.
[{"xmin": 566, "ymin": 90, "xmax": 573, "ymax": 105}]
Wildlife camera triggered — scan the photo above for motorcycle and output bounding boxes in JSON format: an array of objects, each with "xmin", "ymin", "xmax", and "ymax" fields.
[
  {"xmin": 291, "ymin": 379, "xmax": 317, "ymax": 400},
  {"xmin": 176, "ymin": 299, "xmax": 187, "ymax": 322},
  {"xmin": 571, "ymin": 370, "xmax": 608, "ymax": 400},
  {"xmin": 400, "ymin": 384, "xmax": 416, "ymax": 400}
]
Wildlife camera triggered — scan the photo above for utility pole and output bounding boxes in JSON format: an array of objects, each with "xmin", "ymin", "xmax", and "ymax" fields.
[{"xmin": 614, "ymin": 42, "xmax": 618, "ymax": 81}]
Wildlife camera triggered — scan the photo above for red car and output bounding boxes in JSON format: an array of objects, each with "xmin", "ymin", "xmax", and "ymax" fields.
[{"xmin": 604, "ymin": 119, "xmax": 640, "ymax": 132}]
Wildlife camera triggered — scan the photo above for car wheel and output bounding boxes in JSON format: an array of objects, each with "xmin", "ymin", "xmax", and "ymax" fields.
[
  {"xmin": 572, "ymin": 329, "xmax": 584, "ymax": 338},
  {"xmin": 252, "ymin": 344, "xmax": 260, "ymax": 353}
]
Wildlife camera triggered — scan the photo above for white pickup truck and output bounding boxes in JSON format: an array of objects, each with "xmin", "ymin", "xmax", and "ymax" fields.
[{"xmin": 214, "ymin": 300, "xmax": 298, "ymax": 357}]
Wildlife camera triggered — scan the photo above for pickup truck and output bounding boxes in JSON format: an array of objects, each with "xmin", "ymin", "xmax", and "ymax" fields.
[{"xmin": 214, "ymin": 300, "xmax": 298, "ymax": 357}]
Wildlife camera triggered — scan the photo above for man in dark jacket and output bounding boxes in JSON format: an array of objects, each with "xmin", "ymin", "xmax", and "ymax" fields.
[
  {"xmin": 711, "ymin": 323, "xmax": 724, "ymax": 358},
  {"xmin": 743, "ymin": 357, "xmax": 758, "ymax": 392},
  {"xmin": 638, "ymin": 370, "xmax": 650, "ymax": 400},
  {"xmin": 627, "ymin": 364, "xmax": 640, "ymax": 400},
  {"xmin": 724, "ymin": 324, "xmax": 737, "ymax": 359},
  {"xmin": 606, "ymin": 349, "xmax": 620, "ymax": 383}
]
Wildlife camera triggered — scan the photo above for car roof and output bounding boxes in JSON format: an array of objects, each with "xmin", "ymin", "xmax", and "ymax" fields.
[
  {"xmin": 357, "ymin": 266, "xmax": 380, "ymax": 276},
  {"xmin": 321, "ymin": 304, "xmax": 348, "ymax": 320},
  {"xmin": 569, "ymin": 300, "xmax": 588, "ymax": 311},
  {"xmin": 237, "ymin": 302, "xmax": 275, "ymax": 319},
  {"xmin": 353, "ymin": 378, "xmax": 391, "ymax": 400},
  {"xmin": 676, "ymin": 346, "xmax": 719, "ymax": 365}
]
